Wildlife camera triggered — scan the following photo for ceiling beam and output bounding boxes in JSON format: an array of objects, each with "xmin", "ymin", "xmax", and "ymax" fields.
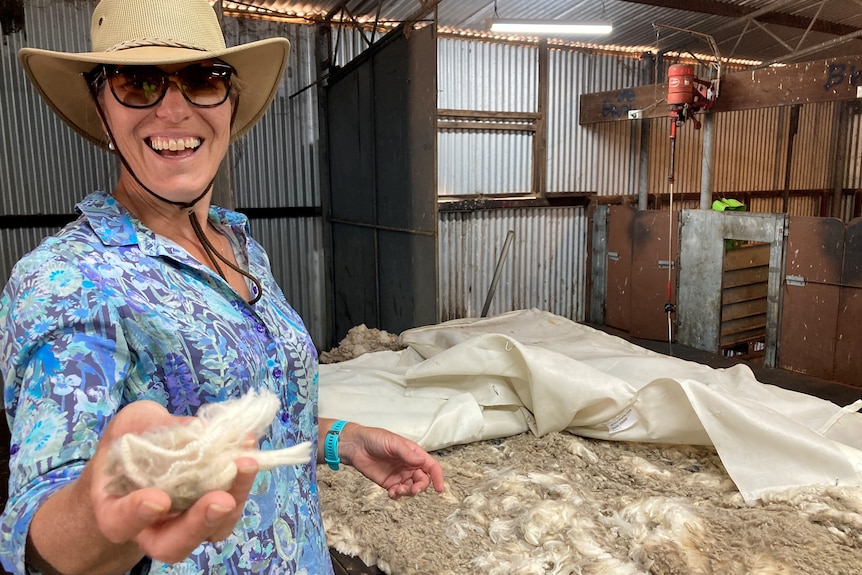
[
  {"xmin": 578, "ymin": 53, "xmax": 862, "ymax": 124},
  {"xmin": 618, "ymin": 0, "xmax": 859, "ymax": 36}
]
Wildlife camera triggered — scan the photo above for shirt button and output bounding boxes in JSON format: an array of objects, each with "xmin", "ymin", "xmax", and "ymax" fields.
[
  {"xmin": 273, "ymin": 367, "xmax": 283, "ymax": 379},
  {"xmin": 255, "ymin": 323, "xmax": 266, "ymax": 333}
]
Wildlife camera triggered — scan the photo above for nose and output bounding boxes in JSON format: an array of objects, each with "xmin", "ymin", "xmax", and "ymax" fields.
[{"xmin": 155, "ymin": 79, "xmax": 193, "ymax": 119}]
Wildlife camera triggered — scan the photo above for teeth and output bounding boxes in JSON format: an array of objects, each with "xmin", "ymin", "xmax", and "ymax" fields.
[{"xmin": 149, "ymin": 137, "xmax": 201, "ymax": 151}]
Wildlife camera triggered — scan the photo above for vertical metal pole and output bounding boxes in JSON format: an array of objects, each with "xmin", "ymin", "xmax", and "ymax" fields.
[
  {"xmin": 481, "ymin": 230, "xmax": 515, "ymax": 318},
  {"xmin": 699, "ymin": 112, "xmax": 715, "ymax": 210}
]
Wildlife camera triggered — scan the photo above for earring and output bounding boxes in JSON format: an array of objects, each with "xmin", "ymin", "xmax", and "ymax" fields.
[{"xmin": 108, "ymin": 140, "xmax": 115, "ymax": 151}]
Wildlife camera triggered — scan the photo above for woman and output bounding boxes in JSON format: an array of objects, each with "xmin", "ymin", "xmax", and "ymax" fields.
[{"xmin": 0, "ymin": 0, "xmax": 444, "ymax": 573}]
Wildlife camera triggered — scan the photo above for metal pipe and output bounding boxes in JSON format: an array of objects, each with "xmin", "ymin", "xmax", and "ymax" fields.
[{"xmin": 481, "ymin": 230, "xmax": 515, "ymax": 318}]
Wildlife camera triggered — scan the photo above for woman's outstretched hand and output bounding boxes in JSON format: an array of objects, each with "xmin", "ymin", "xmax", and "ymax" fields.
[{"xmin": 329, "ymin": 421, "xmax": 444, "ymax": 499}]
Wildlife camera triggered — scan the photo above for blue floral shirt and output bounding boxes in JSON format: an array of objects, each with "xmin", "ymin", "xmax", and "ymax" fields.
[{"xmin": 0, "ymin": 191, "xmax": 333, "ymax": 575}]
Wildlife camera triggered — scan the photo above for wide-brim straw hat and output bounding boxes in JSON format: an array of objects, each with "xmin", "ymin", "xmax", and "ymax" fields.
[{"xmin": 18, "ymin": 0, "xmax": 290, "ymax": 149}]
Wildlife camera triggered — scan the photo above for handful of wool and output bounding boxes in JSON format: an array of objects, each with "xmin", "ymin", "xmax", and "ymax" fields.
[{"xmin": 104, "ymin": 389, "xmax": 312, "ymax": 511}]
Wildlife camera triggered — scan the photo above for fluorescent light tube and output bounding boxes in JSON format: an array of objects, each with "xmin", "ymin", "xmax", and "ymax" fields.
[{"xmin": 487, "ymin": 18, "xmax": 613, "ymax": 36}]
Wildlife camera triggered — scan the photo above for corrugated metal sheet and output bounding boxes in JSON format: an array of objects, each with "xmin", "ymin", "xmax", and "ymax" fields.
[
  {"xmin": 548, "ymin": 48, "xmax": 646, "ymax": 194},
  {"xmin": 436, "ymin": 39, "xmax": 649, "ymax": 196},
  {"xmin": 240, "ymin": 0, "xmax": 862, "ymax": 63},
  {"xmin": 711, "ymin": 108, "xmax": 786, "ymax": 192},
  {"xmin": 248, "ymin": 216, "xmax": 325, "ymax": 343},
  {"xmin": 225, "ymin": 19, "xmax": 321, "ymax": 208},
  {"xmin": 438, "ymin": 131, "xmax": 533, "ymax": 195},
  {"xmin": 438, "ymin": 38, "xmax": 537, "ymax": 112},
  {"xmin": 789, "ymin": 101, "xmax": 834, "ymax": 190},
  {"xmin": 648, "ymin": 114, "xmax": 705, "ymax": 196},
  {"xmin": 437, "ymin": 37, "xmax": 536, "ymax": 196},
  {"xmin": 0, "ymin": 0, "xmax": 117, "ymax": 216},
  {"xmin": 438, "ymin": 207, "xmax": 587, "ymax": 321}
]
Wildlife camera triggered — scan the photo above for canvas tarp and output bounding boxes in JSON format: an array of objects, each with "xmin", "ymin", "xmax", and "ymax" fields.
[{"xmin": 318, "ymin": 309, "xmax": 862, "ymax": 503}]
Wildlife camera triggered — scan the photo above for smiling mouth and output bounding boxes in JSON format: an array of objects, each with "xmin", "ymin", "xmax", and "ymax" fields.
[{"xmin": 147, "ymin": 136, "xmax": 202, "ymax": 155}]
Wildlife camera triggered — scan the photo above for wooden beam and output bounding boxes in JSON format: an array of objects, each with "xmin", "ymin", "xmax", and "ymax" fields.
[{"xmin": 579, "ymin": 54, "xmax": 862, "ymax": 125}]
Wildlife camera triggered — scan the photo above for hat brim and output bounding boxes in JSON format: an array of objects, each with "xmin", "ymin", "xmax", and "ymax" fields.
[{"xmin": 19, "ymin": 38, "xmax": 290, "ymax": 149}]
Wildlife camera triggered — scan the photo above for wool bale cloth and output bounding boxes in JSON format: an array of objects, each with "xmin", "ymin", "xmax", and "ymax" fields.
[{"xmin": 318, "ymin": 308, "xmax": 862, "ymax": 503}]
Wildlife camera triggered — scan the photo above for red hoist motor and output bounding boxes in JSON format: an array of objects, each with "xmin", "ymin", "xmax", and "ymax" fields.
[{"xmin": 666, "ymin": 63, "xmax": 718, "ymax": 185}]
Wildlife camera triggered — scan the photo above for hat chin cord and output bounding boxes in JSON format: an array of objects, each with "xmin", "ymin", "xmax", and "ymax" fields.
[{"xmin": 96, "ymin": 99, "xmax": 263, "ymax": 305}]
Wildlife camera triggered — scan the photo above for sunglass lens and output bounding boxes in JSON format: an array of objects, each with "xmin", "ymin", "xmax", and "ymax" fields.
[
  {"xmin": 179, "ymin": 65, "xmax": 232, "ymax": 106},
  {"xmin": 110, "ymin": 67, "xmax": 166, "ymax": 107}
]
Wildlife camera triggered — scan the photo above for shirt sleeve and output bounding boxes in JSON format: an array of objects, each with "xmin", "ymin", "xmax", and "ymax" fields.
[{"xmin": 0, "ymin": 249, "xmax": 130, "ymax": 574}]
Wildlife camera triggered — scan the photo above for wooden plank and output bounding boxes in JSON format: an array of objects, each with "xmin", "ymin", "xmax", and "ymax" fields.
[
  {"xmin": 720, "ymin": 314, "xmax": 767, "ymax": 338},
  {"xmin": 723, "ymin": 243, "xmax": 771, "ymax": 271},
  {"xmin": 721, "ymin": 327, "xmax": 768, "ymax": 348},
  {"xmin": 629, "ymin": 210, "xmax": 679, "ymax": 341},
  {"xmin": 722, "ymin": 298, "xmax": 767, "ymax": 322},
  {"xmin": 437, "ymin": 120, "xmax": 536, "ymax": 132},
  {"xmin": 438, "ymin": 109, "xmax": 541, "ymax": 121},
  {"xmin": 834, "ymin": 218, "xmax": 862, "ymax": 387},
  {"xmin": 722, "ymin": 266, "xmax": 769, "ymax": 288},
  {"xmin": 605, "ymin": 205, "xmax": 635, "ymax": 332},
  {"xmin": 579, "ymin": 54, "xmax": 862, "ymax": 125},
  {"xmin": 722, "ymin": 282, "xmax": 768, "ymax": 304}
]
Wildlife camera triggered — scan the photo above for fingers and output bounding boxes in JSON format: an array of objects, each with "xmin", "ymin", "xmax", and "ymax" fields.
[
  {"xmin": 424, "ymin": 459, "xmax": 446, "ymax": 493},
  {"xmin": 386, "ymin": 466, "xmax": 444, "ymax": 499},
  {"xmin": 129, "ymin": 458, "xmax": 258, "ymax": 563},
  {"xmin": 92, "ymin": 487, "xmax": 174, "ymax": 544}
]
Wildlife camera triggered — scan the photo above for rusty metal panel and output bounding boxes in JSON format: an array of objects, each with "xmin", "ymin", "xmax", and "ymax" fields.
[
  {"xmin": 604, "ymin": 205, "xmax": 634, "ymax": 332},
  {"xmin": 326, "ymin": 26, "xmax": 438, "ymax": 343},
  {"xmin": 778, "ymin": 216, "xmax": 844, "ymax": 379},
  {"xmin": 834, "ymin": 218, "xmax": 862, "ymax": 387},
  {"xmin": 629, "ymin": 210, "xmax": 679, "ymax": 342}
]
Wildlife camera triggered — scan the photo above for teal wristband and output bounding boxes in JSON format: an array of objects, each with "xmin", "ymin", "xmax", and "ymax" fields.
[{"xmin": 324, "ymin": 420, "xmax": 348, "ymax": 471}]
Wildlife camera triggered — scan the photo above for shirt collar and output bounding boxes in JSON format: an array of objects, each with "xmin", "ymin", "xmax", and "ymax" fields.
[{"xmin": 76, "ymin": 191, "xmax": 251, "ymax": 252}]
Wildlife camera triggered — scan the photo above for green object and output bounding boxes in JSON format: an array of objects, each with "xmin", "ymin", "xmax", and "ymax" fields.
[{"xmin": 711, "ymin": 198, "xmax": 746, "ymax": 211}]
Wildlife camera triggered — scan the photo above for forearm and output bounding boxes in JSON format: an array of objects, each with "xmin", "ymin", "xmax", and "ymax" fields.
[{"xmin": 25, "ymin": 473, "xmax": 144, "ymax": 575}]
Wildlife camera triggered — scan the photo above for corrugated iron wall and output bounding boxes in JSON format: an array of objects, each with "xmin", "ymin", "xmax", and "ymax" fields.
[
  {"xmin": 1, "ymin": 1, "xmax": 118, "ymax": 215},
  {"xmin": 226, "ymin": 19, "xmax": 322, "ymax": 208},
  {"xmin": 222, "ymin": 18, "xmax": 326, "ymax": 343},
  {"xmin": 438, "ymin": 38, "xmax": 536, "ymax": 196},
  {"xmin": 548, "ymin": 48, "xmax": 645, "ymax": 195},
  {"xmin": 438, "ymin": 207, "xmax": 587, "ymax": 321}
]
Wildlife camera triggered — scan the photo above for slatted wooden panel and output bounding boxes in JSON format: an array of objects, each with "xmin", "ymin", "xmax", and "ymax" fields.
[{"xmin": 720, "ymin": 242, "xmax": 770, "ymax": 358}]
